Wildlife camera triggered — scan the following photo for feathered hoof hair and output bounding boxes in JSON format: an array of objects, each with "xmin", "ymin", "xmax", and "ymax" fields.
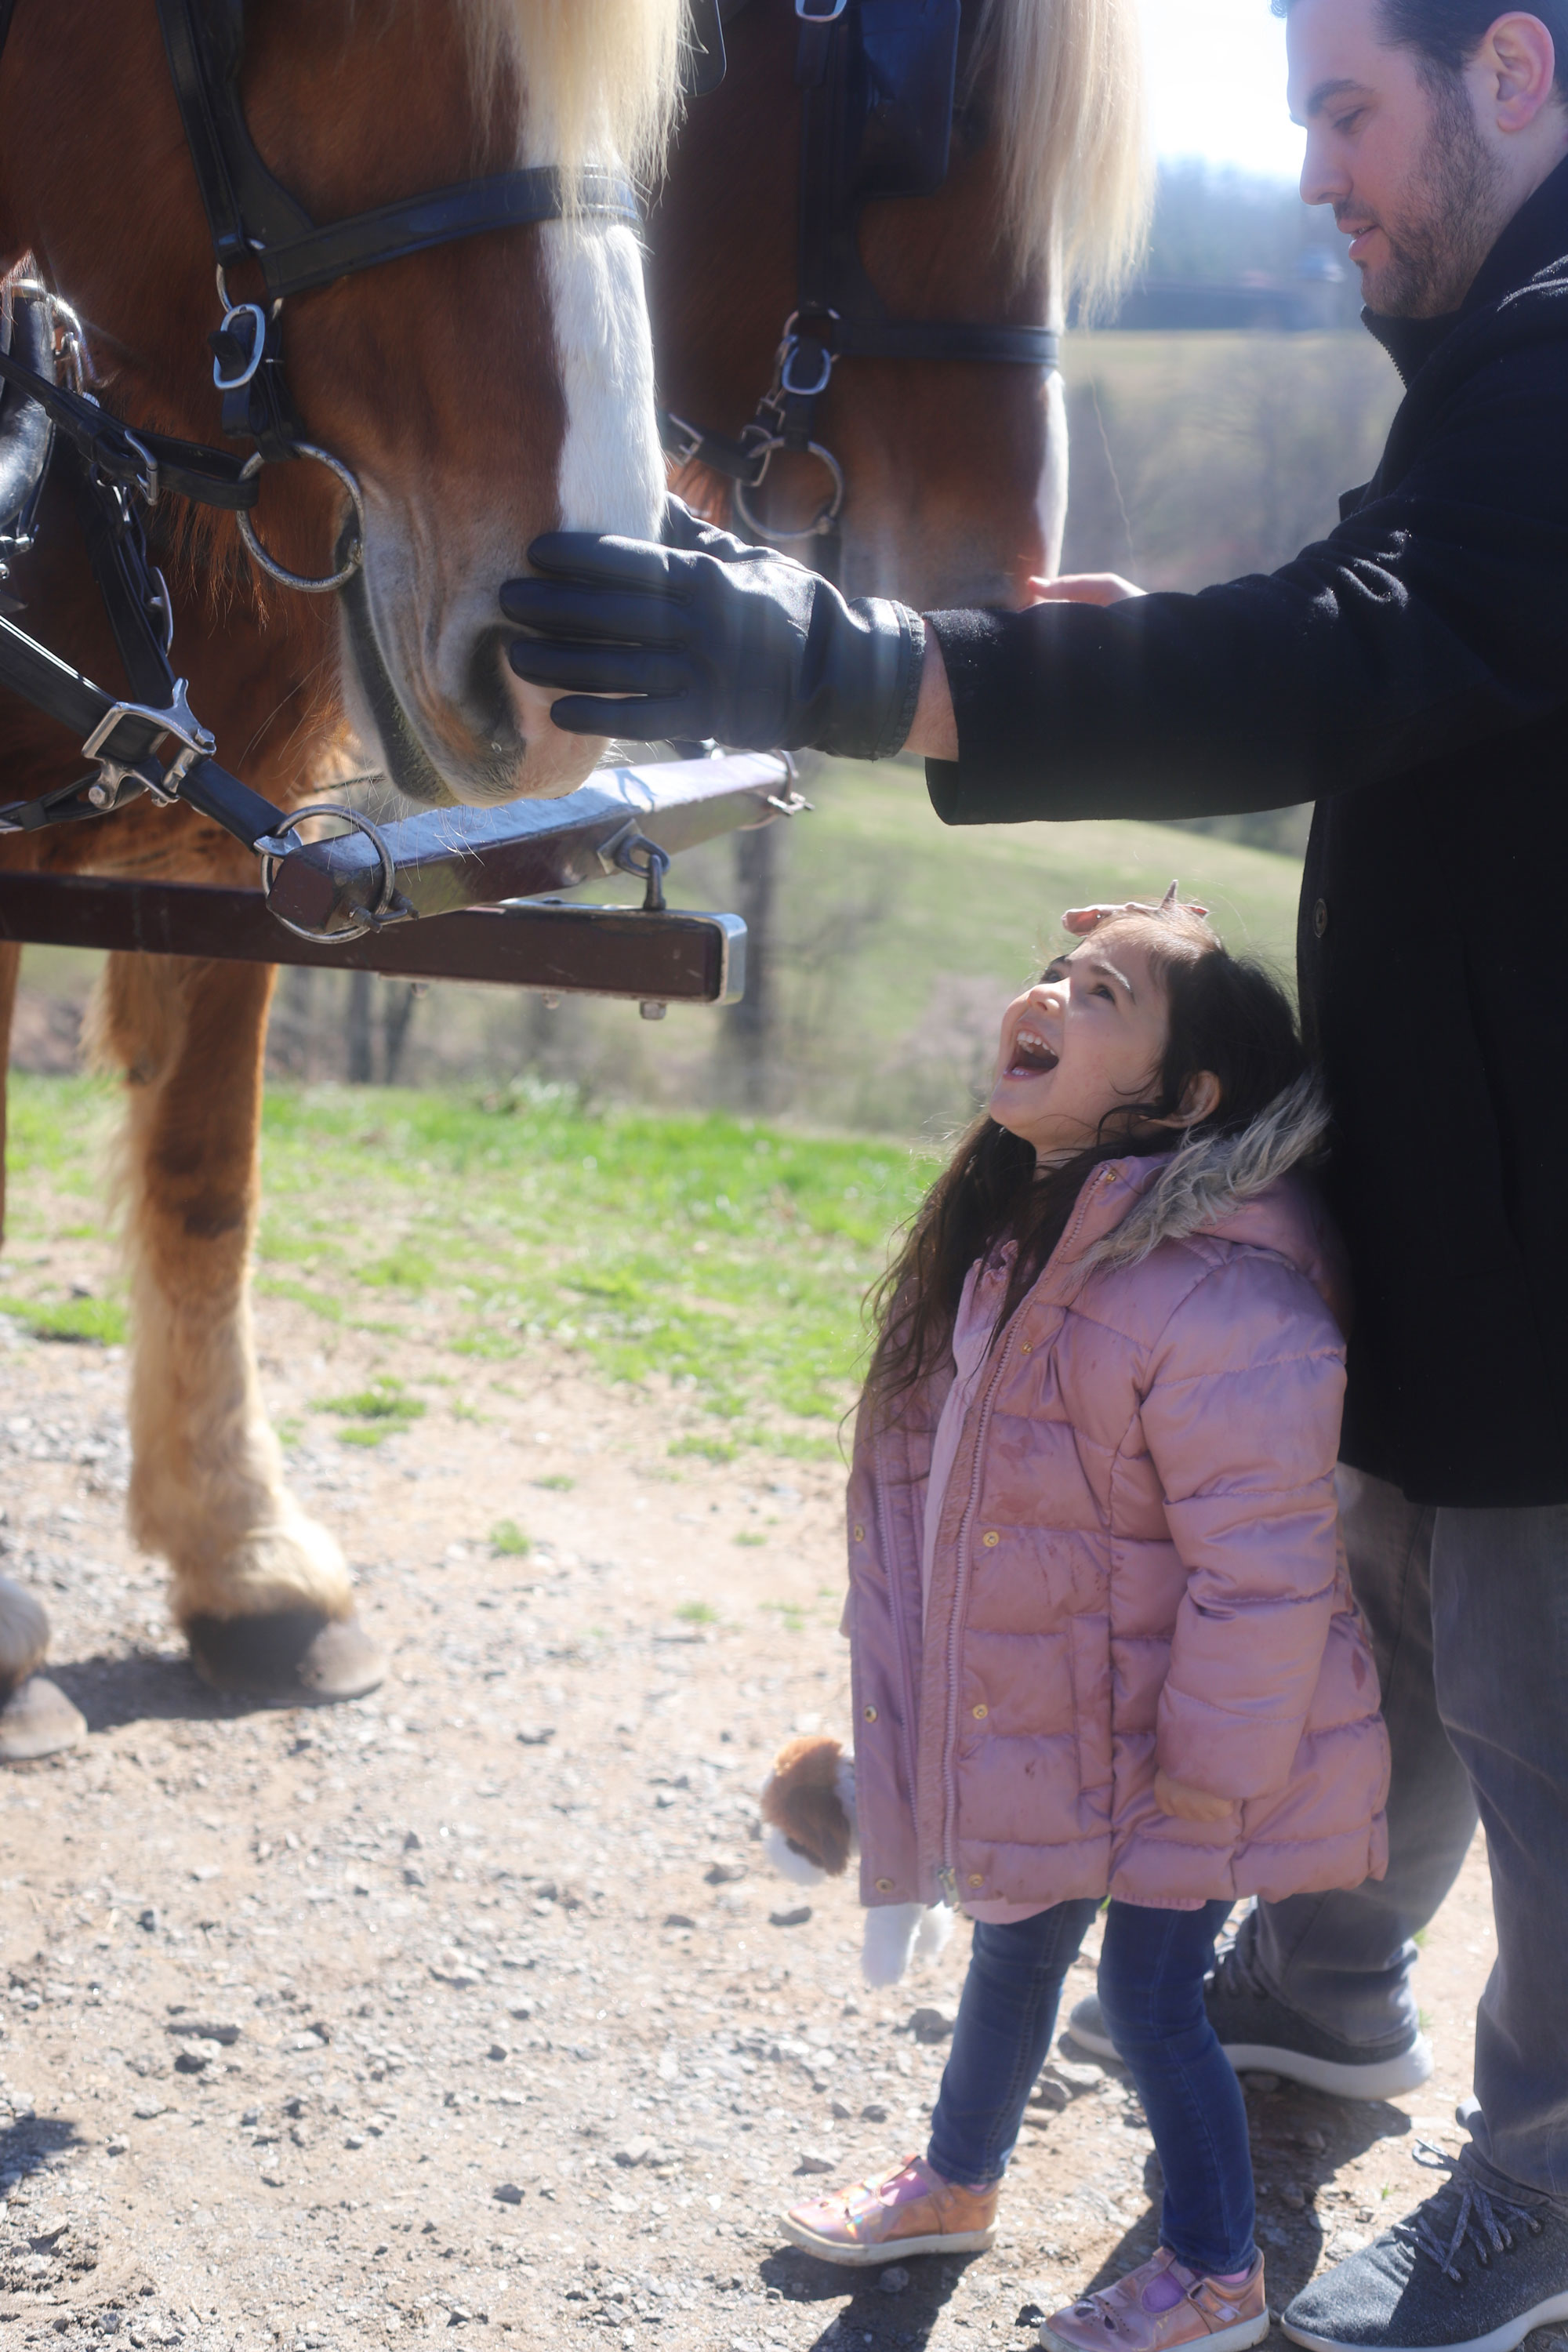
[{"xmin": 760, "ymin": 1734, "xmax": 857, "ymax": 1885}]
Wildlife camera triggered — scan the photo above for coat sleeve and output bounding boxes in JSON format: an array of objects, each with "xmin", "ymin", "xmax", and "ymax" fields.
[
  {"xmin": 1138, "ymin": 1257, "xmax": 1347, "ymax": 1802},
  {"xmin": 923, "ymin": 343, "xmax": 1568, "ymax": 824}
]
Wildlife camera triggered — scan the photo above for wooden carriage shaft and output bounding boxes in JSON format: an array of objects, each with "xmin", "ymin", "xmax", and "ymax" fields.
[{"xmin": 0, "ymin": 873, "xmax": 747, "ymax": 1004}]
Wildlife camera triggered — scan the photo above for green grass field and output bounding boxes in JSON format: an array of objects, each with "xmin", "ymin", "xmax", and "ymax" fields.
[
  {"xmin": 2, "ymin": 786, "xmax": 1307, "ymax": 1445},
  {"xmin": 2, "ymin": 1076, "xmax": 938, "ymax": 1442}
]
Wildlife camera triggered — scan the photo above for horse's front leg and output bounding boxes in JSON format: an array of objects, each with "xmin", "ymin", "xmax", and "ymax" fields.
[
  {"xmin": 0, "ymin": 938, "xmax": 89, "ymax": 1759},
  {"xmin": 89, "ymin": 950, "xmax": 385, "ymax": 1700}
]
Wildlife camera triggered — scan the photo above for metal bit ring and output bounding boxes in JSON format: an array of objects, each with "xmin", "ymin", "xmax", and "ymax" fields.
[
  {"xmin": 258, "ymin": 801, "xmax": 399, "ymax": 943},
  {"xmin": 238, "ymin": 445, "xmax": 366, "ymax": 593}
]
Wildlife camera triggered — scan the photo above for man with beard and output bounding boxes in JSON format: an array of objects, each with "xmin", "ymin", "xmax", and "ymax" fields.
[{"xmin": 503, "ymin": 6, "xmax": 1568, "ymax": 2350}]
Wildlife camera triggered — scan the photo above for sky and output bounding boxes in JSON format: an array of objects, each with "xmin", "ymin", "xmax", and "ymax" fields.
[{"xmin": 1138, "ymin": 0, "xmax": 1308, "ymax": 180}]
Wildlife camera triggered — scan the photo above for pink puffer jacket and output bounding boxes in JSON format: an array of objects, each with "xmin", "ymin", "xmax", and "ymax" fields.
[{"xmin": 846, "ymin": 1078, "xmax": 1389, "ymax": 1916}]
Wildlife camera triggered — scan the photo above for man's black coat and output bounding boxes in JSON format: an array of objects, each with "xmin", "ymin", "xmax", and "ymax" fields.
[{"xmin": 924, "ymin": 158, "xmax": 1568, "ymax": 1509}]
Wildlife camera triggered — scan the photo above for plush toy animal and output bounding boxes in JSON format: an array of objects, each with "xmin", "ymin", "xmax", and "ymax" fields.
[{"xmin": 760, "ymin": 1733, "xmax": 951, "ymax": 1987}]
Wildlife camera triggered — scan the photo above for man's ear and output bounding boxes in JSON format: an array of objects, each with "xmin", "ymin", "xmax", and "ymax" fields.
[{"xmin": 1484, "ymin": 13, "xmax": 1561, "ymax": 132}]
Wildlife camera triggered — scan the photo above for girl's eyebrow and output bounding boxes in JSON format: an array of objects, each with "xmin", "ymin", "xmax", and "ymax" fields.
[{"xmin": 1085, "ymin": 955, "xmax": 1134, "ymax": 999}]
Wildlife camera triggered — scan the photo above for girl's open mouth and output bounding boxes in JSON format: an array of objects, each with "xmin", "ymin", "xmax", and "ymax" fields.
[{"xmin": 1003, "ymin": 1027, "xmax": 1059, "ymax": 1080}]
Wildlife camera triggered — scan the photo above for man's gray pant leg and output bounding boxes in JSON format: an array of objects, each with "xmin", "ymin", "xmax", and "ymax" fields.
[
  {"xmin": 1238, "ymin": 1466, "xmax": 1479, "ymax": 2049},
  {"xmin": 1432, "ymin": 1501, "xmax": 1568, "ymax": 2200}
]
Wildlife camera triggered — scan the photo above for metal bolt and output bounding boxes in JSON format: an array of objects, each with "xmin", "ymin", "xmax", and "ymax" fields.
[
  {"xmin": 87, "ymin": 782, "xmax": 111, "ymax": 809},
  {"xmin": 640, "ymin": 1000, "xmax": 667, "ymax": 1022}
]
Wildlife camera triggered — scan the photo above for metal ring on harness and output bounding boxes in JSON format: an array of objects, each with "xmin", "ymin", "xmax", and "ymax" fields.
[
  {"xmin": 257, "ymin": 800, "xmax": 401, "ymax": 942},
  {"xmin": 732, "ymin": 435, "xmax": 846, "ymax": 546},
  {"xmin": 238, "ymin": 444, "xmax": 365, "ymax": 593}
]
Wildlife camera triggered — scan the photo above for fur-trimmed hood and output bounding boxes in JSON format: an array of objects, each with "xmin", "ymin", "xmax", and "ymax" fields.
[{"xmin": 1069, "ymin": 1072, "xmax": 1351, "ymax": 1333}]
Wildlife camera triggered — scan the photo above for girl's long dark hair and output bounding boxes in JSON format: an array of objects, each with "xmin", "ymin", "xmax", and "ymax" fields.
[{"xmin": 866, "ymin": 908, "xmax": 1308, "ymax": 1418}]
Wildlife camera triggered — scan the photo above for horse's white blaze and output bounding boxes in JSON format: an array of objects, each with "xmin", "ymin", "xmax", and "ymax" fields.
[
  {"xmin": 1036, "ymin": 366, "xmax": 1069, "ymax": 584},
  {"xmin": 498, "ymin": 217, "xmax": 667, "ymax": 794},
  {"xmin": 550, "ymin": 222, "xmax": 664, "ymax": 535}
]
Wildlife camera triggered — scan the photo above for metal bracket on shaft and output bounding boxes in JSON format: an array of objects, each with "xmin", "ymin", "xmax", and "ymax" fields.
[{"xmin": 598, "ymin": 818, "xmax": 673, "ymax": 913}]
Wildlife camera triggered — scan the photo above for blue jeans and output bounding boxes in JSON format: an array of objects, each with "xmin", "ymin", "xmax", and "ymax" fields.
[
  {"xmin": 1241, "ymin": 1468, "xmax": 1568, "ymax": 2201},
  {"xmin": 927, "ymin": 1896, "xmax": 1255, "ymax": 2276}
]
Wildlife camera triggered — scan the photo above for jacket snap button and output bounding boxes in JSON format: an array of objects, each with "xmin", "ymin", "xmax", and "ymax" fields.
[
  {"xmin": 1019, "ymin": 1341, "xmax": 1032, "ymax": 1354},
  {"xmin": 853, "ymin": 1524, "xmax": 865, "ymax": 1542},
  {"xmin": 972, "ymin": 1703, "xmax": 989, "ymax": 1720},
  {"xmin": 982, "ymin": 1531, "xmax": 1000, "ymax": 1548},
  {"xmin": 875, "ymin": 1878, "xmax": 894, "ymax": 1894},
  {"xmin": 1314, "ymin": 898, "xmax": 1329, "ymax": 938},
  {"xmin": 967, "ymin": 1874, "xmax": 984, "ymax": 1889},
  {"xmin": 862, "ymin": 1704, "xmax": 878, "ymax": 1722}
]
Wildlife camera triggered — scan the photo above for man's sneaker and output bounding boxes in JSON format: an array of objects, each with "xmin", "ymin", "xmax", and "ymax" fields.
[
  {"xmin": 781, "ymin": 2153, "xmax": 998, "ymax": 2267},
  {"xmin": 1065, "ymin": 1944, "xmax": 1432, "ymax": 2101},
  {"xmin": 1283, "ymin": 2147, "xmax": 1568, "ymax": 2352},
  {"xmin": 1043, "ymin": 2248, "xmax": 1269, "ymax": 2352}
]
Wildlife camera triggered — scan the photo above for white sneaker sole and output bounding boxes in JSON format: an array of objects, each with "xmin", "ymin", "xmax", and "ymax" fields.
[
  {"xmin": 1283, "ymin": 2288, "xmax": 1568, "ymax": 2352},
  {"xmin": 779, "ymin": 2212, "xmax": 996, "ymax": 2267},
  {"xmin": 1065, "ymin": 2017, "xmax": 1434, "ymax": 2103},
  {"xmin": 1042, "ymin": 2310, "xmax": 1270, "ymax": 2352}
]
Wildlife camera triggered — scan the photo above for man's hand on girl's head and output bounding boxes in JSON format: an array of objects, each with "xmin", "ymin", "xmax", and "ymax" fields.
[
  {"xmin": 1154, "ymin": 1769, "xmax": 1238, "ymax": 1824},
  {"xmin": 1062, "ymin": 895, "xmax": 1210, "ymax": 938}
]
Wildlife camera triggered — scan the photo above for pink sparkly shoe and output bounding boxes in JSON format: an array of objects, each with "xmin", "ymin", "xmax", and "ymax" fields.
[
  {"xmin": 1042, "ymin": 2249, "xmax": 1269, "ymax": 2352},
  {"xmin": 782, "ymin": 2152, "xmax": 1000, "ymax": 2267}
]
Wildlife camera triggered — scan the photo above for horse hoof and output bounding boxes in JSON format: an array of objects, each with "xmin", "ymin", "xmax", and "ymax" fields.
[
  {"xmin": 185, "ymin": 1609, "xmax": 387, "ymax": 1703},
  {"xmin": 0, "ymin": 1675, "xmax": 88, "ymax": 1762}
]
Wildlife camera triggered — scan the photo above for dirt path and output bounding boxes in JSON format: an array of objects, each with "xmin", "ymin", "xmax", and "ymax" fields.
[{"xmin": 0, "ymin": 1287, "xmax": 1497, "ymax": 2352}]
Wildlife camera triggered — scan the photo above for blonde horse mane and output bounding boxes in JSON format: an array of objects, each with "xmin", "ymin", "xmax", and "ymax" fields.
[
  {"xmin": 975, "ymin": 0, "xmax": 1151, "ymax": 310},
  {"xmin": 460, "ymin": 0, "xmax": 686, "ymax": 190}
]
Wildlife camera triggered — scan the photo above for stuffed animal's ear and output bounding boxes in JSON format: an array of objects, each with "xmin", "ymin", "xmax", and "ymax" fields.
[{"xmin": 760, "ymin": 1733, "xmax": 854, "ymax": 1877}]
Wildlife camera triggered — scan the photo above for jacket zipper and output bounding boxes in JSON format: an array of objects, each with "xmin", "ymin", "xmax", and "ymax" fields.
[{"xmin": 937, "ymin": 1170, "xmax": 1118, "ymax": 1897}]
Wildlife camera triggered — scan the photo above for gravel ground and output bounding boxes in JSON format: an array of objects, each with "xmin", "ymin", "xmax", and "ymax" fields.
[{"xmin": 0, "ymin": 1283, "xmax": 1499, "ymax": 2352}]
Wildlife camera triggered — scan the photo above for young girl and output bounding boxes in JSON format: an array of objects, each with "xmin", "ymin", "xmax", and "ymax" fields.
[{"xmin": 782, "ymin": 893, "xmax": 1389, "ymax": 2352}]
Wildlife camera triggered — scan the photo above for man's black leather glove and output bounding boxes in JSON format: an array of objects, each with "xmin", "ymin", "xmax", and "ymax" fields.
[{"xmin": 502, "ymin": 501, "xmax": 926, "ymax": 760}]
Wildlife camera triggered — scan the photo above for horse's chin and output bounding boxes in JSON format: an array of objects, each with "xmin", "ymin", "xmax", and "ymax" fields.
[{"xmin": 336, "ymin": 567, "xmax": 607, "ymax": 807}]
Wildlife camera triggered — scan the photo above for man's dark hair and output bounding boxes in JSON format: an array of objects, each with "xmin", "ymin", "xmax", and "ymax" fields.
[{"xmin": 1271, "ymin": 1, "xmax": 1568, "ymax": 94}]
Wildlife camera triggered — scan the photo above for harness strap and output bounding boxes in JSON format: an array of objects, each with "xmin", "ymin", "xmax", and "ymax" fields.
[
  {"xmin": 67, "ymin": 446, "xmax": 178, "ymax": 707},
  {"xmin": 0, "ymin": 346, "xmax": 260, "ymax": 510},
  {"xmin": 158, "ymin": 0, "xmax": 638, "ymax": 307},
  {"xmin": 158, "ymin": 0, "xmax": 314, "ymax": 271}
]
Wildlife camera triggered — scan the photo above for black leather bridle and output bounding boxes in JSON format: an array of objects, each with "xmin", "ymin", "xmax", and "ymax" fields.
[
  {"xmin": 659, "ymin": 0, "xmax": 1060, "ymax": 578},
  {"xmin": 0, "ymin": 0, "xmax": 643, "ymax": 873}
]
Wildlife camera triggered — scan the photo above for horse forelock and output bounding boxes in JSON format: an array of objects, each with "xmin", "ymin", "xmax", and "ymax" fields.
[
  {"xmin": 972, "ymin": 0, "xmax": 1152, "ymax": 312},
  {"xmin": 458, "ymin": 0, "xmax": 686, "ymax": 189}
]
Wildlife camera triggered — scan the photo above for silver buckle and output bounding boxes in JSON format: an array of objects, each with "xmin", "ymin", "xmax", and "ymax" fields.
[
  {"xmin": 662, "ymin": 412, "xmax": 706, "ymax": 470},
  {"xmin": 212, "ymin": 301, "xmax": 269, "ymax": 393},
  {"xmin": 118, "ymin": 430, "xmax": 159, "ymax": 509},
  {"xmin": 796, "ymin": 0, "xmax": 849, "ymax": 18},
  {"xmin": 81, "ymin": 678, "xmax": 216, "ymax": 800}
]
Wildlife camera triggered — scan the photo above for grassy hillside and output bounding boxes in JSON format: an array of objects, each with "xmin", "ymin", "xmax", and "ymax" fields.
[
  {"xmin": 10, "ymin": 774, "xmax": 1305, "ymax": 1134},
  {"xmin": 563, "ymin": 760, "xmax": 1305, "ymax": 1132}
]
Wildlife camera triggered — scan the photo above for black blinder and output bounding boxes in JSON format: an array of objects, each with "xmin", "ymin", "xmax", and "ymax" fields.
[{"xmin": 850, "ymin": 0, "xmax": 960, "ymax": 202}]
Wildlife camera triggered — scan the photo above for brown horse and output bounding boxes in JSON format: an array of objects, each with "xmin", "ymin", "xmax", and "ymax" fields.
[
  {"xmin": 0, "ymin": 0, "xmax": 1146, "ymax": 1759},
  {"xmin": 0, "ymin": 0, "xmax": 684, "ymax": 1751},
  {"xmin": 652, "ymin": 0, "xmax": 1147, "ymax": 606}
]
